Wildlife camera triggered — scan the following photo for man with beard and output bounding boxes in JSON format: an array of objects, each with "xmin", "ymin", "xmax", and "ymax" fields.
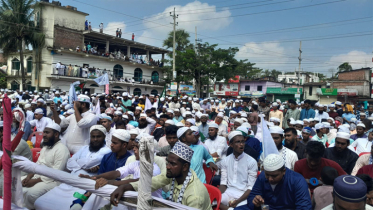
[
  {"xmin": 284, "ymin": 128, "xmax": 306, "ymax": 160},
  {"xmin": 120, "ymin": 92, "xmax": 132, "ymax": 112},
  {"xmin": 22, "ymin": 122, "xmax": 70, "ymax": 209},
  {"xmin": 335, "ymin": 101, "xmax": 344, "ymax": 117},
  {"xmin": 29, "ymin": 108, "xmax": 53, "ymax": 132},
  {"xmin": 299, "ymin": 100, "xmax": 314, "ymax": 121},
  {"xmin": 0, "ymin": 121, "xmax": 32, "ymax": 196},
  {"xmin": 301, "ymin": 127, "xmax": 312, "ymax": 145},
  {"xmin": 259, "ymin": 126, "xmax": 298, "ymax": 170},
  {"xmin": 134, "ymin": 106, "xmax": 142, "ymax": 121},
  {"xmin": 137, "ymin": 113, "xmax": 156, "ymax": 135},
  {"xmin": 323, "ymin": 132, "xmax": 358, "ymax": 175},
  {"xmin": 315, "ymin": 105, "xmax": 329, "ymax": 122},
  {"xmin": 52, "ymin": 94, "xmax": 97, "ymax": 154},
  {"xmin": 327, "ymin": 104, "xmax": 339, "ymax": 119},
  {"xmin": 110, "ymin": 141, "xmax": 212, "ymax": 210},
  {"xmin": 33, "ymin": 125, "xmax": 111, "ymax": 210},
  {"xmin": 350, "ymin": 123, "xmax": 367, "ymax": 140},
  {"xmin": 168, "ymin": 96, "xmax": 180, "ymax": 110},
  {"xmin": 204, "ymin": 123, "xmax": 228, "ymax": 158}
]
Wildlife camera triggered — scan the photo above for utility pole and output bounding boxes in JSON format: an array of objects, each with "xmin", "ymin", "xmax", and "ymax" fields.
[
  {"xmin": 195, "ymin": 26, "xmax": 202, "ymax": 98},
  {"xmin": 298, "ymin": 41, "xmax": 302, "ymax": 87},
  {"xmin": 170, "ymin": 7, "xmax": 178, "ymax": 80}
]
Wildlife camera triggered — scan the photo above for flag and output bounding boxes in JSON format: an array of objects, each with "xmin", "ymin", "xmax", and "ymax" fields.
[
  {"xmin": 69, "ymin": 81, "xmax": 80, "ymax": 105},
  {"xmin": 94, "ymin": 73, "xmax": 109, "ymax": 86},
  {"xmin": 145, "ymin": 97, "xmax": 152, "ymax": 112},
  {"xmin": 75, "ymin": 82, "xmax": 86, "ymax": 91},
  {"xmin": 160, "ymin": 85, "xmax": 166, "ymax": 98},
  {"xmin": 261, "ymin": 116, "xmax": 279, "ymax": 158}
]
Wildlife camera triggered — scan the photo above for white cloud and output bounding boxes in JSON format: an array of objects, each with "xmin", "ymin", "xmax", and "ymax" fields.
[
  {"xmin": 92, "ymin": 22, "xmax": 126, "ymax": 36},
  {"xmin": 329, "ymin": 50, "xmax": 372, "ymax": 69}
]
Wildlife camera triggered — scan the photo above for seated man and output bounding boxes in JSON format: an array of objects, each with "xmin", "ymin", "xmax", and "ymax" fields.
[
  {"xmin": 22, "ymin": 122, "xmax": 70, "ymax": 209},
  {"xmin": 219, "ymin": 131, "xmax": 258, "ymax": 210},
  {"xmin": 29, "ymin": 108, "xmax": 53, "ymax": 132},
  {"xmin": 157, "ymin": 125, "xmax": 179, "ymax": 157},
  {"xmin": 351, "ymin": 144, "xmax": 373, "ymax": 175},
  {"xmin": 110, "ymin": 141, "xmax": 212, "ymax": 210},
  {"xmin": 235, "ymin": 154, "xmax": 312, "ymax": 210},
  {"xmin": 227, "ymin": 126, "xmax": 260, "ymax": 160},
  {"xmin": 34, "ymin": 125, "xmax": 111, "ymax": 210},
  {"xmin": 204, "ymin": 123, "xmax": 228, "ymax": 158}
]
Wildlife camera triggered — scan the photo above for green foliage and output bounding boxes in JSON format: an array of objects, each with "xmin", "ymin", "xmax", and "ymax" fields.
[
  {"xmin": 163, "ymin": 29, "xmax": 192, "ymax": 56},
  {"xmin": 0, "ymin": 72, "xmax": 7, "ymax": 88},
  {"xmin": 338, "ymin": 62, "xmax": 353, "ymax": 72}
]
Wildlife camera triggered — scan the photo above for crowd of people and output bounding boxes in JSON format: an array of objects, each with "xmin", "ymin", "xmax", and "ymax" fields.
[{"xmin": 2, "ymin": 88, "xmax": 373, "ymax": 210}]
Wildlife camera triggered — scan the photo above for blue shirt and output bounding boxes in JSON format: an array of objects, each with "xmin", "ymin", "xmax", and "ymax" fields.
[
  {"xmin": 235, "ymin": 168, "xmax": 312, "ymax": 210},
  {"xmin": 53, "ymin": 97, "xmax": 63, "ymax": 104},
  {"xmin": 342, "ymin": 113, "xmax": 356, "ymax": 123},
  {"xmin": 189, "ymin": 144, "xmax": 214, "ymax": 184},
  {"xmin": 246, "ymin": 137, "xmax": 261, "ymax": 154},
  {"xmin": 198, "ymin": 123, "xmax": 209, "ymax": 140},
  {"xmin": 350, "ymin": 133, "xmax": 367, "ymax": 141},
  {"xmin": 173, "ymin": 116, "xmax": 184, "ymax": 124},
  {"xmin": 300, "ymin": 108, "xmax": 315, "ymax": 120},
  {"xmin": 11, "ymin": 121, "xmax": 32, "ymax": 141},
  {"xmin": 128, "ymin": 121, "xmax": 138, "ymax": 128},
  {"xmin": 232, "ymin": 106, "xmax": 243, "ymax": 113},
  {"xmin": 97, "ymin": 151, "xmax": 132, "ymax": 175}
]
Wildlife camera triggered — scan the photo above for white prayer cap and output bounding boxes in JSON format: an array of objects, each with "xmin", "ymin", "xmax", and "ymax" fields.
[
  {"xmin": 188, "ymin": 97, "xmax": 192, "ymax": 100},
  {"xmin": 45, "ymin": 89, "xmax": 48, "ymax": 92},
  {"xmin": 176, "ymin": 122, "xmax": 184, "ymax": 127},
  {"xmin": 24, "ymin": 104, "xmax": 31, "ymax": 109},
  {"xmin": 34, "ymin": 108, "xmax": 44, "ymax": 114},
  {"xmin": 222, "ymin": 98, "xmax": 226, "ymax": 101},
  {"xmin": 174, "ymin": 108, "xmax": 180, "ymax": 112},
  {"xmin": 193, "ymin": 98, "xmax": 198, "ymax": 102},
  {"xmin": 242, "ymin": 122, "xmax": 252, "ymax": 130},
  {"xmin": 313, "ymin": 117, "xmax": 320, "ymax": 122},
  {"xmin": 290, "ymin": 119, "xmax": 296, "ymax": 125},
  {"xmin": 168, "ymin": 97, "xmax": 172, "ymax": 100},
  {"xmin": 236, "ymin": 126, "xmax": 249, "ymax": 135},
  {"xmin": 77, "ymin": 94, "xmax": 90, "ymax": 103},
  {"xmin": 90, "ymin": 125, "xmax": 106, "ymax": 134},
  {"xmin": 209, "ymin": 123, "xmax": 219, "ymax": 129},
  {"xmin": 67, "ymin": 109, "xmax": 75, "ymax": 115},
  {"xmin": 186, "ymin": 108, "xmax": 191, "ymax": 111},
  {"xmin": 112, "ymin": 129, "xmax": 130, "ymax": 142},
  {"xmin": 338, "ymin": 126, "xmax": 350, "ymax": 134},
  {"xmin": 263, "ymin": 154, "xmax": 285, "ymax": 172},
  {"xmin": 308, "ymin": 118, "xmax": 314, "ymax": 121},
  {"xmin": 61, "ymin": 101, "xmax": 68, "ymax": 106},
  {"xmin": 150, "ymin": 94, "xmax": 154, "ymax": 97},
  {"xmin": 160, "ymin": 97, "xmax": 165, "ymax": 102},
  {"xmin": 139, "ymin": 96, "xmax": 143, "ymax": 99},
  {"xmin": 335, "ymin": 101, "xmax": 342, "ymax": 105},
  {"xmin": 303, "ymin": 119, "xmax": 310, "ymax": 123},
  {"xmin": 122, "ymin": 115, "xmax": 128, "ymax": 119},
  {"xmin": 122, "ymin": 92, "xmax": 128, "ymax": 96},
  {"xmin": 170, "ymin": 141, "xmax": 194, "ymax": 163},
  {"xmin": 228, "ymin": 131, "xmax": 242, "ymax": 141},
  {"xmin": 301, "ymin": 101, "xmax": 304, "ymax": 105},
  {"xmin": 336, "ymin": 132, "xmax": 350, "ymax": 140},
  {"xmin": 182, "ymin": 102, "xmax": 187, "ymax": 105},
  {"xmin": 65, "ymin": 104, "xmax": 72, "ymax": 110},
  {"xmin": 182, "ymin": 96, "xmax": 187, "ymax": 99},
  {"xmin": 127, "ymin": 111, "xmax": 134, "ymax": 117},
  {"xmin": 360, "ymin": 113, "xmax": 366, "ymax": 116},
  {"xmin": 272, "ymin": 102, "xmax": 279, "ymax": 107},
  {"xmin": 129, "ymin": 129, "xmax": 139, "ymax": 135},
  {"xmin": 269, "ymin": 126, "xmax": 284, "ymax": 134},
  {"xmin": 323, "ymin": 104, "xmax": 328, "ymax": 107},
  {"xmin": 165, "ymin": 119, "xmax": 175, "ymax": 125},
  {"xmin": 242, "ymin": 118, "xmax": 248, "ymax": 123},
  {"xmin": 140, "ymin": 113, "xmax": 147, "ymax": 118},
  {"xmin": 166, "ymin": 109, "xmax": 174, "ymax": 114},
  {"xmin": 184, "ymin": 111, "xmax": 192, "ymax": 116},
  {"xmin": 230, "ymin": 110, "xmax": 237, "ymax": 114},
  {"xmin": 135, "ymin": 107, "xmax": 142, "ymax": 110},
  {"xmin": 217, "ymin": 112, "xmax": 224, "ymax": 118},
  {"xmin": 186, "ymin": 119, "xmax": 195, "ymax": 125},
  {"xmin": 350, "ymin": 118, "xmax": 357, "ymax": 122},
  {"xmin": 37, "ymin": 98, "xmax": 44, "ymax": 103},
  {"xmin": 279, "ymin": 106, "xmax": 284, "ymax": 111},
  {"xmin": 270, "ymin": 117, "xmax": 280, "ymax": 123},
  {"xmin": 357, "ymin": 123, "xmax": 366, "ymax": 128},
  {"xmin": 117, "ymin": 107, "xmax": 123, "ymax": 111},
  {"xmin": 177, "ymin": 127, "xmax": 190, "ymax": 138},
  {"xmin": 241, "ymin": 113, "xmax": 248, "ymax": 118},
  {"xmin": 327, "ymin": 117, "xmax": 335, "ymax": 123},
  {"xmin": 295, "ymin": 120, "xmax": 304, "ymax": 125},
  {"xmin": 342, "ymin": 124, "xmax": 351, "ymax": 129},
  {"xmin": 315, "ymin": 123, "xmax": 324, "ymax": 130},
  {"xmin": 55, "ymin": 91, "xmax": 60, "ymax": 94},
  {"xmin": 235, "ymin": 118, "xmax": 244, "ymax": 125},
  {"xmin": 46, "ymin": 122, "xmax": 61, "ymax": 132},
  {"xmin": 322, "ymin": 122, "xmax": 330, "ymax": 128},
  {"xmin": 267, "ymin": 122, "xmax": 275, "ymax": 127},
  {"xmin": 114, "ymin": 111, "xmax": 122, "ymax": 116},
  {"xmin": 315, "ymin": 102, "xmax": 319, "ymax": 107},
  {"xmin": 328, "ymin": 104, "xmax": 335, "ymax": 108}
]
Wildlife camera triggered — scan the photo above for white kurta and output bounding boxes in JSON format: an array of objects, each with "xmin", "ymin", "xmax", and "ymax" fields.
[
  {"xmin": 105, "ymin": 128, "xmax": 115, "ymax": 148},
  {"xmin": 29, "ymin": 117, "xmax": 53, "ymax": 132},
  {"xmin": 26, "ymin": 110, "xmax": 34, "ymax": 122},
  {"xmin": 220, "ymin": 153, "xmax": 257, "ymax": 205},
  {"xmin": 350, "ymin": 138, "xmax": 372, "ymax": 155},
  {"xmin": 136, "ymin": 117, "xmax": 156, "ymax": 135},
  {"xmin": 204, "ymin": 136, "xmax": 228, "ymax": 158},
  {"xmin": 60, "ymin": 110, "xmax": 97, "ymax": 154},
  {"xmin": 22, "ymin": 141, "xmax": 70, "ymax": 209}
]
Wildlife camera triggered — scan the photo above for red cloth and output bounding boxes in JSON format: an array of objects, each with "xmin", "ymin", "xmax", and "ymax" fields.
[
  {"xmin": 294, "ymin": 158, "xmax": 346, "ymax": 192},
  {"xmin": 357, "ymin": 165, "xmax": 373, "ymax": 178},
  {"xmin": 328, "ymin": 112, "xmax": 339, "ymax": 120},
  {"xmin": 2, "ymin": 95, "xmax": 12, "ymax": 210}
]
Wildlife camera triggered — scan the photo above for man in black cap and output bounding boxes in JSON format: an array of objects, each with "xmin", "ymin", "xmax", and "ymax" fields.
[{"xmin": 322, "ymin": 175, "xmax": 373, "ymax": 210}]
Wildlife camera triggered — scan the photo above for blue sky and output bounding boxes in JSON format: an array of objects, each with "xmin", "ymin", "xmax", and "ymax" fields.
[{"xmin": 63, "ymin": 0, "xmax": 372, "ymax": 76}]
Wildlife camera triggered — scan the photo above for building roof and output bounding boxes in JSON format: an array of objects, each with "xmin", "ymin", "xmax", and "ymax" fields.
[
  {"xmin": 303, "ymin": 82, "xmax": 326, "ymax": 86},
  {"xmin": 338, "ymin": 67, "xmax": 372, "ymax": 74},
  {"xmin": 39, "ymin": 1, "xmax": 89, "ymax": 16}
]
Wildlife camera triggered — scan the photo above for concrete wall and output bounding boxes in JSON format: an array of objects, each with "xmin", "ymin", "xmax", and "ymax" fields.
[
  {"xmin": 332, "ymin": 81, "xmax": 370, "ymax": 97},
  {"xmin": 240, "ymin": 81, "xmax": 283, "ymax": 93},
  {"xmin": 303, "ymin": 84, "xmax": 326, "ymax": 101},
  {"xmin": 338, "ymin": 69, "xmax": 370, "ymax": 81}
]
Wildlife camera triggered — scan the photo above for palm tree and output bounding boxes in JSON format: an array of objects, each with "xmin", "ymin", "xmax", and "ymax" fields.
[
  {"xmin": 338, "ymin": 62, "xmax": 352, "ymax": 72},
  {"xmin": 0, "ymin": 0, "xmax": 45, "ymax": 90},
  {"xmin": 163, "ymin": 29, "xmax": 191, "ymax": 53}
]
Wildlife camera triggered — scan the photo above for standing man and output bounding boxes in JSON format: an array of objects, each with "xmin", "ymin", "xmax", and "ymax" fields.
[
  {"xmin": 258, "ymin": 98, "xmax": 270, "ymax": 120},
  {"xmin": 99, "ymin": 22, "xmax": 104, "ymax": 33},
  {"xmin": 327, "ymin": 104, "xmax": 339, "ymax": 119},
  {"xmin": 52, "ymin": 95, "xmax": 97, "ymax": 154},
  {"xmin": 248, "ymin": 105, "xmax": 259, "ymax": 135},
  {"xmin": 335, "ymin": 101, "xmax": 344, "ymax": 117},
  {"xmin": 198, "ymin": 114, "xmax": 209, "ymax": 141},
  {"xmin": 120, "ymin": 92, "xmax": 132, "ymax": 112},
  {"xmin": 283, "ymin": 99, "xmax": 300, "ymax": 129},
  {"xmin": 315, "ymin": 105, "xmax": 329, "ymax": 122},
  {"xmin": 300, "ymin": 100, "xmax": 315, "ymax": 120},
  {"xmin": 269, "ymin": 102, "xmax": 283, "ymax": 128},
  {"xmin": 284, "ymin": 128, "xmax": 307, "ymax": 160}
]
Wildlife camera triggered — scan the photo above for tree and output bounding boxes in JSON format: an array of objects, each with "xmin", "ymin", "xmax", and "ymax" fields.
[
  {"xmin": 163, "ymin": 29, "xmax": 192, "ymax": 55},
  {"xmin": 338, "ymin": 62, "xmax": 352, "ymax": 72},
  {"xmin": 262, "ymin": 69, "xmax": 270, "ymax": 77},
  {"xmin": 0, "ymin": 0, "xmax": 45, "ymax": 90},
  {"xmin": 270, "ymin": 69, "xmax": 282, "ymax": 81}
]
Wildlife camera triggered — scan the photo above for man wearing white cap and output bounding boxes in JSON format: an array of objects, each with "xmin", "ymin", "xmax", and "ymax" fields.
[
  {"xmin": 260, "ymin": 126, "xmax": 298, "ymax": 170},
  {"xmin": 215, "ymin": 112, "xmax": 228, "ymax": 137},
  {"xmin": 120, "ymin": 92, "xmax": 132, "ymax": 112},
  {"xmin": 269, "ymin": 102, "xmax": 283, "ymax": 128},
  {"xmin": 34, "ymin": 125, "xmax": 111, "ymax": 210},
  {"xmin": 315, "ymin": 104, "xmax": 329, "ymax": 122},
  {"xmin": 172, "ymin": 108, "xmax": 184, "ymax": 124},
  {"xmin": 243, "ymin": 154, "xmax": 312, "ymax": 210},
  {"xmin": 110, "ymin": 141, "xmax": 212, "ymax": 210},
  {"xmin": 36, "ymin": 98, "xmax": 47, "ymax": 117},
  {"xmin": 136, "ymin": 113, "xmax": 157, "ymax": 135},
  {"xmin": 335, "ymin": 101, "xmax": 343, "ymax": 117},
  {"xmin": 219, "ymin": 131, "xmax": 258, "ymax": 210},
  {"xmin": 22, "ymin": 122, "xmax": 70, "ymax": 209},
  {"xmin": 204, "ymin": 122, "xmax": 228, "ymax": 158},
  {"xmin": 324, "ymin": 132, "xmax": 358, "ymax": 174},
  {"xmin": 168, "ymin": 96, "xmax": 180, "ymax": 110},
  {"xmin": 53, "ymin": 91, "xmax": 63, "ymax": 104},
  {"xmin": 51, "ymin": 94, "xmax": 97, "ymax": 154},
  {"xmin": 350, "ymin": 128, "xmax": 373, "ymax": 155},
  {"xmin": 350, "ymin": 123, "xmax": 367, "ymax": 140},
  {"xmin": 29, "ymin": 108, "xmax": 53, "ymax": 132},
  {"xmin": 99, "ymin": 114, "xmax": 115, "ymax": 148},
  {"xmin": 327, "ymin": 104, "xmax": 339, "ymax": 119}
]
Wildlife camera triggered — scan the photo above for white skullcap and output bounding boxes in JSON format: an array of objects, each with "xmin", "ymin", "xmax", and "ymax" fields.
[
  {"xmin": 360, "ymin": 113, "xmax": 366, "ymax": 116},
  {"xmin": 313, "ymin": 117, "xmax": 320, "ymax": 122},
  {"xmin": 263, "ymin": 154, "xmax": 285, "ymax": 172},
  {"xmin": 165, "ymin": 120, "xmax": 175, "ymax": 125},
  {"xmin": 174, "ymin": 108, "xmax": 180, "ymax": 112},
  {"xmin": 303, "ymin": 119, "xmax": 310, "ymax": 122},
  {"xmin": 140, "ymin": 113, "xmax": 147, "ymax": 118},
  {"xmin": 341, "ymin": 124, "xmax": 350, "ymax": 129},
  {"xmin": 276, "ymin": 99, "xmax": 281, "ymax": 103},
  {"xmin": 160, "ymin": 97, "xmax": 165, "ymax": 102},
  {"xmin": 186, "ymin": 119, "xmax": 195, "ymax": 125},
  {"xmin": 77, "ymin": 95, "xmax": 90, "ymax": 103},
  {"xmin": 350, "ymin": 118, "xmax": 357, "ymax": 122},
  {"xmin": 269, "ymin": 126, "xmax": 284, "ymax": 134},
  {"xmin": 90, "ymin": 125, "xmax": 107, "ymax": 134},
  {"xmin": 122, "ymin": 92, "xmax": 128, "ymax": 96},
  {"xmin": 67, "ymin": 109, "xmax": 75, "ymax": 114},
  {"xmin": 308, "ymin": 118, "xmax": 314, "ymax": 121},
  {"xmin": 34, "ymin": 108, "xmax": 44, "ymax": 114},
  {"xmin": 209, "ymin": 122, "xmax": 219, "ymax": 129},
  {"xmin": 236, "ymin": 126, "xmax": 249, "ymax": 135},
  {"xmin": 357, "ymin": 123, "xmax": 366, "ymax": 128},
  {"xmin": 196, "ymin": 112, "xmax": 202, "ymax": 118},
  {"xmin": 327, "ymin": 117, "xmax": 335, "ymax": 123},
  {"xmin": 177, "ymin": 127, "xmax": 190, "ymax": 138},
  {"xmin": 193, "ymin": 98, "xmax": 198, "ymax": 102},
  {"xmin": 136, "ymin": 106, "xmax": 142, "ymax": 110},
  {"xmin": 190, "ymin": 126, "xmax": 199, "ymax": 133},
  {"xmin": 139, "ymin": 96, "xmax": 143, "ymax": 99},
  {"xmin": 127, "ymin": 111, "xmax": 134, "ymax": 116},
  {"xmin": 335, "ymin": 101, "xmax": 342, "ymax": 105},
  {"xmin": 315, "ymin": 123, "xmax": 324, "ymax": 130},
  {"xmin": 235, "ymin": 118, "xmax": 244, "ymax": 125},
  {"xmin": 241, "ymin": 113, "xmax": 248, "ymax": 118},
  {"xmin": 336, "ymin": 132, "xmax": 350, "ymax": 140},
  {"xmin": 167, "ymin": 109, "xmax": 174, "ymax": 114},
  {"xmin": 176, "ymin": 122, "xmax": 184, "ymax": 127},
  {"xmin": 322, "ymin": 122, "xmax": 330, "ymax": 128},
  {"xmin": 37, "ymin": 98, "xmax": 45, "ymax": 103},
  {"xmin": 182, "ymin": 102, "xmax": 187, "ymax": 105},
  {"xmin": 129, "ymin": 129, "xmax": 139, "ymax": 135},
  {"xmin": 295, "ymin": 120, "xmax": 304, "ymax": 125},
  {"xmin": 122, "ymin": 115, "xmax": 128, "ymax": 119},
  {"xmin": 290, "ymin": 119, "xmax": 296, "ymax": 125},
  {"xmin": 114, "ymin": 111, "xmax": 122, "ymax": 116},
  {"xmin": 65, "ymin": 104, "xmax": 72, "ymax": 110},
  {"xmin": 328, "ymin": 104, "xmax": 335, "ymax": 108},
  {"xmin": 272, "ymin": 102, "xmax": 278, "ymax": 107},
  {"xmin": 242, "ymin": 122, "xmax": 252, "ymax": 130},
  {"xmin": 228, "ymin": 131, "xmax": 242, "ymax": 141},
  {"xmin": 112, "ymin": 129, "xmax": 130, "ymax": 142},
  {"xmin": 184, "ymin": 111, "xmax": 192, "ymax": 115},
  {"xmin": 217, "ymin": 112, "xmax": 224, "ymax": 118},
  {"xmin": 24, "ymin": 104, "xmax": 31, "ymax": 109},
  {"xmin": 270, "ymin": 117, "xmax": 280, "ymax": 123},
  {"xmin": 46, "ymin": 122, "xmax": 61, "ymax": 132},
  {"xmin": 338, "ymin": 126, "xmax": 350, "ymax": 134}
]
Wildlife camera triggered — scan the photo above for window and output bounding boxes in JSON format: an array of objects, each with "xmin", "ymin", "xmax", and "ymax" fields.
[
  {"xmin": 257, "ymin": 86, "xmax": 262, "ymax": 91},
  {"xmin": 151, "ymin": 71, "xmax": 159, "ymax": 83},
  {"xmin": 134, "ymin": 68, "xmax": 143, "ymax": 82},
  {"xmin": 309, "ymin": 86, "xmax": 312, "ymax": 96},
  {"xmin": 133, "ymin": 88, "xmax": 142, "ymax": 96},
  {"xmin": 151, "ymin": 89, "xmax": 158, "ymax": 95},
  {"xmin": 245, "ymin": 85, "xmax": 250, "ymax": 91},
  {"xmin": 11, "ymin": 80, "xmax": 19, "ymax": 90},
  {"xmin": 27, "ymin": 57, "xmax": 32, "ymax": 73},
  {"xmin": 26, "ymin": 81, "xmax": 35, "ymax": 92},
  {"xmin": 12, "ymin": 58, "xmax": 20, "ymax": 71},
  {"xmin": 113, "ymin": 64, "xmax": 123, "ymax": 80}
]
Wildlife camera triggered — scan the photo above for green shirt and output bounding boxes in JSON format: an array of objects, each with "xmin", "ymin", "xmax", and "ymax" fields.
[
  {"xmin": 130, "ymin": 170, "xmax": 212, "ymax": 210},
  {"xmin": 311, "ymin": 134, "xmax": 328, "ymax": 146},
  {"xmin": 121, "ymin": 99, "xmax": 132, "ymax": 112},
  {"xmin": 283, "ymin": 108, "xmax": 300, "ymax": 128}
]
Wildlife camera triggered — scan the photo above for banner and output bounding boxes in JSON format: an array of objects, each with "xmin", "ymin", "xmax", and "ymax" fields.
[
  {"xmin": 94, "ymin": 73, "xmax": 109, "ymax": 86},
  {"xmin": 316, "ymin": 88, "xmax": 338, "ymax": 96}
]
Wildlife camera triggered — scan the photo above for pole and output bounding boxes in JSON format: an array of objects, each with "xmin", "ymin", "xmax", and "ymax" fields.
[
  {"xmin": 298, "ymin": 41, "xmax": 302, "ymax": 87},
  {"xmin": 171, "ymin": 7, "xmax": 177, "ymax": 80}
]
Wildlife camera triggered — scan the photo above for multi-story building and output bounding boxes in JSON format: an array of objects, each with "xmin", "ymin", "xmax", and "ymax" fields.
[
  {"xmin": 5, "ymin": 1, "xmax": 169, "ymax": 95},
  {"xmin": 278, "ymin": 71, "xmax": 319, "ymax": 85}
]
